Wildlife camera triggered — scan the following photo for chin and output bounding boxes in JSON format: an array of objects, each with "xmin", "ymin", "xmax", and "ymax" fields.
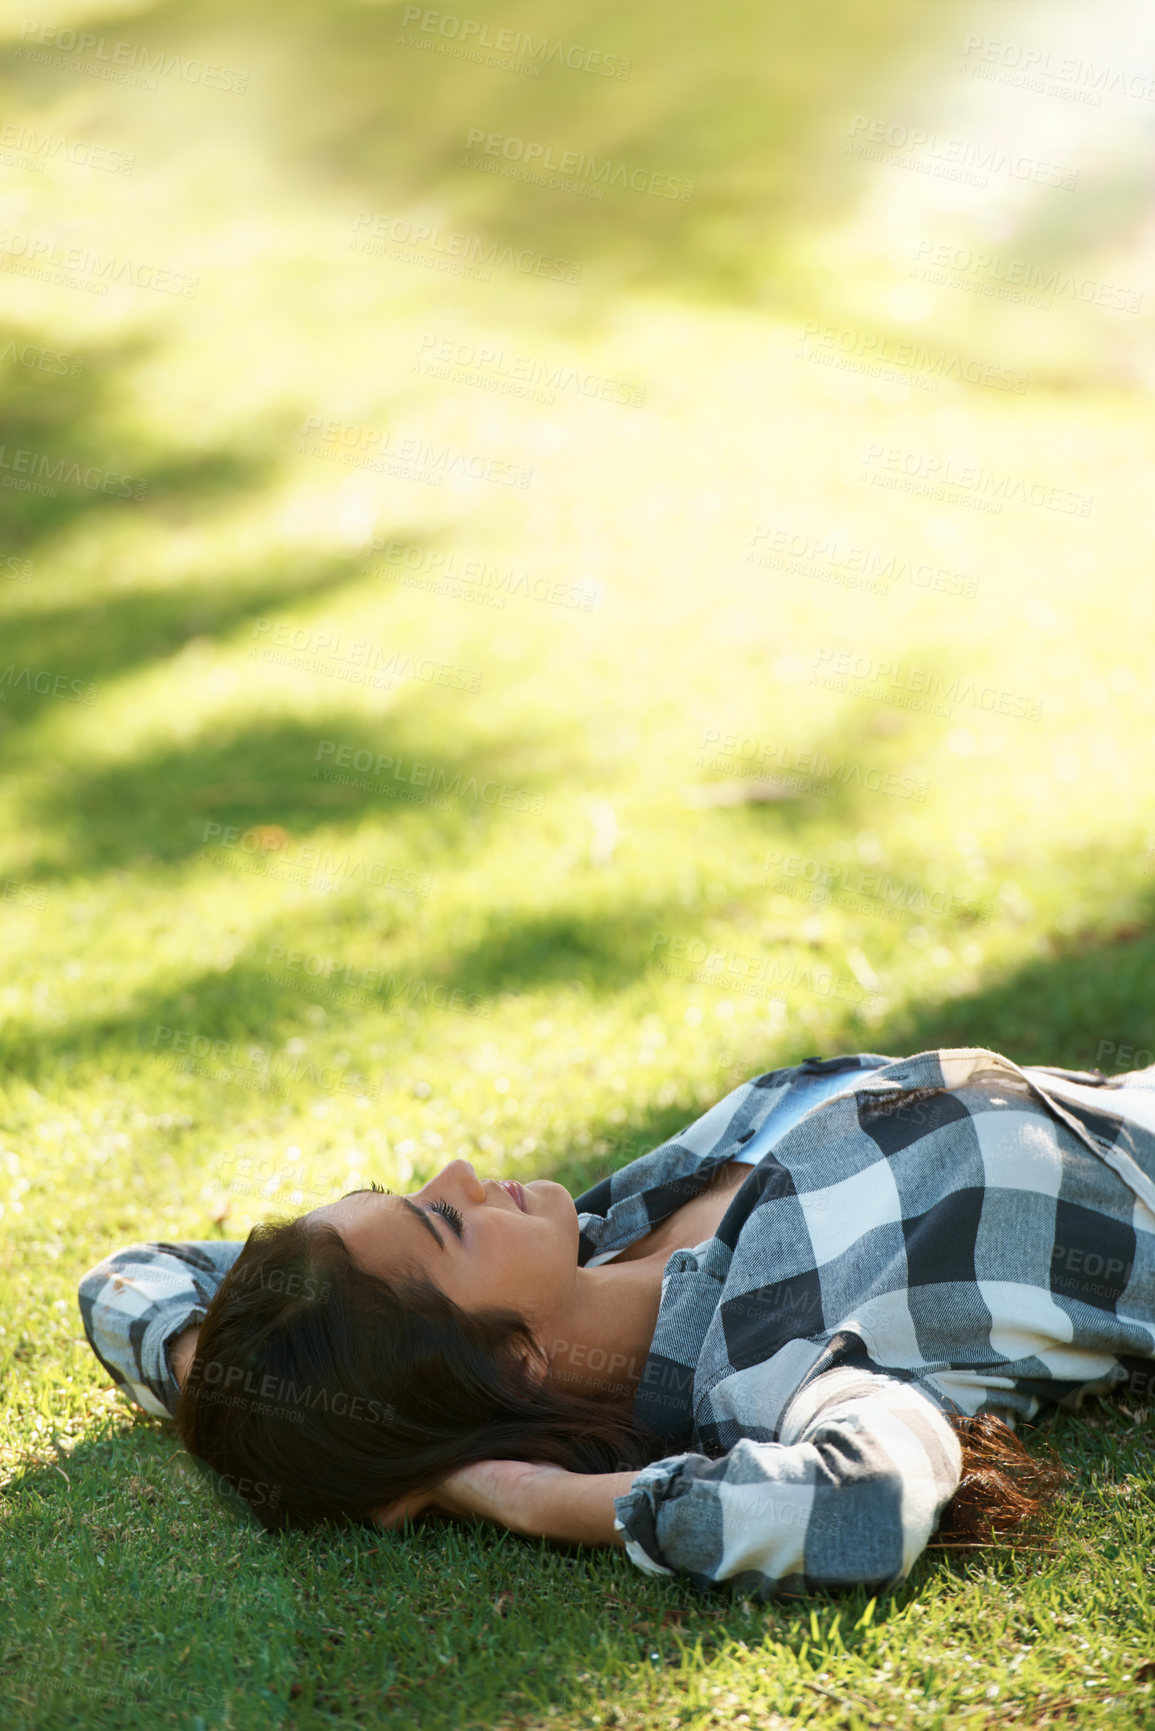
[
  {"xmin": 527, "ymin": 1177, "xmax": 571, "ymax": 1211},
  {"xmin": 530, "ymin": 1178, "xmax": 579, "ymax": 1234}
]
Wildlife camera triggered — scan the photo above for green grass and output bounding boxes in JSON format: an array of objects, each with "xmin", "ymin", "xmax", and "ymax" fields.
[{"xmin": 2, "ymin": 0, "xmax": 1155, "ymax": 1725}]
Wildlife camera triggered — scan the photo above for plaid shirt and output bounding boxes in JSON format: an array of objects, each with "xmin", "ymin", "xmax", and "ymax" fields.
[{"xmin": 78, "ymin": 1048, "xmax": 1155, "ymax": 1597}]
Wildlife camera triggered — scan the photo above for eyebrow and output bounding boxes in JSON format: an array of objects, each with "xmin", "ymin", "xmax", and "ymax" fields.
[
  {"xmin": 402, "ymin": 1196, "xmax": 446, "ymax": 1251},
  {"xmin": 340, "ymin": 1187, "xmax": 445, "ymax": 1251}
]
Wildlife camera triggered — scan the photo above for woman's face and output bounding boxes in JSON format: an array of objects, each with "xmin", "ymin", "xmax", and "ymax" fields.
[{"xmin": 310, "ymin": 1159, "xmax": 580, "ymax": 1329}]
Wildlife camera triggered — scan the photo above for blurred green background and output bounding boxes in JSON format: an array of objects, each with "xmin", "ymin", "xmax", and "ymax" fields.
[{"xmin": 1, "ymin": 0, "xmax": 1154, "ymax": 1726}]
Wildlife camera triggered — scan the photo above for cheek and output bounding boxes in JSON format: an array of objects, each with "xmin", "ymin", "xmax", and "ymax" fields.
[{"xmin": 489, "ymin": 1231, "xmax": 558, "ymax": 1302}]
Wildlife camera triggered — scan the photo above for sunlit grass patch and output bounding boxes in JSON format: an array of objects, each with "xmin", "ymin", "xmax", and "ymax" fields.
[{"xmin": 2, "ymin": 0, "xmax": 1155, "ymax": 1725}]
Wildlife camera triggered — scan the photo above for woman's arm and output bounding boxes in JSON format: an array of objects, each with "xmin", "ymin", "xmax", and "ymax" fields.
[
  {"xmin": 377, "ymin": 1369, "xmax": 961, "ymax": 1592},
  {"xmin": 521, "ymin": 1468, "xmax": 633, "ymax": 1546},
  {"xmin": 374, "ymin": 1460, "xmax": 634, "ymax": 1547},
  {"xmin": 612, "ymin": 1369, "xmax": 962, "ymax": 1594}
]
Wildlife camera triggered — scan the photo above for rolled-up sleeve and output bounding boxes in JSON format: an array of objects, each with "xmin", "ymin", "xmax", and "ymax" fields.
[
  {"xmin": 77, "ymin": 1240, "xmax": 243, "ymax": 1418},
  {"xmin": 612, "ymin": 1369, "xmax": 961, "ymax": 1597}
]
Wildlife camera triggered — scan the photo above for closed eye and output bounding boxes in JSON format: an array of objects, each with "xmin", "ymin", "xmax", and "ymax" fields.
[
  {"xmin": 341, "ymin": 1182, "xmax": 462, "ymax": 1244},
  {"xmin": 429, "ymin": 1198, "xmax": 464, "ymax": 1238}
]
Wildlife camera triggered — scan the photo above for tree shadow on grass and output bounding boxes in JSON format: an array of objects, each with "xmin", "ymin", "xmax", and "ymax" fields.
[
  {"xmin": 0, "ymin": 550, "xmax": 393, "ymax": 734},
  {"xmin": 15, "ymin": 684, "xmax": 567, "ymax": 878},
  {"xmin": 0, "ymin": 0, "xmax": 972, "ymax": 316},
  {"xmin": 12, "ymin": 756, "xmax": 1155, "ymax": 1101},
  {"xmin": 548, "ymin": 894, "xmax": 1155, "ymax": 1189},
  {"xmin": 250, "ymin": 0, "xmax": 968, "ymax": 312},
  {"xmin": 0, "ymin": 882, "xmax": 702, "ymax": 1087},
  {"xmin": 874, "ymin": 903, "xmax": 1155, "ymax": 1075},
  {"xmin": 0, "ymin": 321, "xmax": 271, "ymax": 560},
  {"xmin": 0, "ymin": 323, "xmax": 146, "ymax": 556}
]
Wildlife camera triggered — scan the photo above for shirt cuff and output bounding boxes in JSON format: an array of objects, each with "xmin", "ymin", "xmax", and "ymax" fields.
[
  {"xmin": 77, "ymin": 1240, "xmax": 243, "ymax": 1417},
  {"xmin": 613, "ymin": 1513, "xmax": 675, "ymax": 1576},
  {"xmin": 613, "ymin": 1465, "xmax": 680, "ymax": 1577}
]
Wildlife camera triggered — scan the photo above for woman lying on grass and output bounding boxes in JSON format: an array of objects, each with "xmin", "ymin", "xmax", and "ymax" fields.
[{"xmin": 80, "ymin": 1046, "xmax": 1155, "ymax": 1598}]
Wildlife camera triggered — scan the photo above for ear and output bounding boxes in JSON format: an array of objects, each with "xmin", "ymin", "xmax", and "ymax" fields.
[{"xmin": 503, "ymin": 1329, "xmax": 549, "ymax": 1389}]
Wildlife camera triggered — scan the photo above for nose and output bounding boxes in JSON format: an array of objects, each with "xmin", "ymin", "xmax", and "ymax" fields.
[{"xmin": 422, "ymin": 1157, "xmax": 486, "ymax": 1203}]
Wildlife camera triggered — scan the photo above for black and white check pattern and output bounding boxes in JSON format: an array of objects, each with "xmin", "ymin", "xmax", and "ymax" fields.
[
  {"xmin": 78, "ymin": 1048, "xmax": 1155, "ymax": 1597},
  {"xmin": 577, "ymin": 1049, "xmax": 1155, "ymax": 1596},
  {"xmin": 78, "ymin": 1240, "xmax": 243, "ymax": 1416}
]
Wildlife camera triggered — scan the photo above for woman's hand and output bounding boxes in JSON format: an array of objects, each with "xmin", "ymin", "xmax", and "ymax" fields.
[
  {"xmin": 371, "ymin": 1459, "xmax": 636, "ymax": 1547},
  {"xmin": 169, "ymin": 1325, "xmax": 201, "ymax": 1391},
  {"xmin": 369, "ymin": 1485, "xmax": 439, "ymax": 1532},
  {"xmin": 370, "ymin": 1459, "xmax": 550, "ymax": 1535}
]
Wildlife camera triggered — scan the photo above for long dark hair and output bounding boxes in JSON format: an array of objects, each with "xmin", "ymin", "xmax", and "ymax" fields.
[
  {"xmin": 178, "ymin": 1216, "xmax": 1069, "ymax": 1547},
  {"xmin": 177, "ymin": 1216, "xmax": 664, "ymax": 1531}
]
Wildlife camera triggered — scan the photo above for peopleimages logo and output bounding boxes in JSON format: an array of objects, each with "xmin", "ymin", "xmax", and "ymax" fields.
[
  {"xmin": 0, "ymin": 227, "xmax": 198, "ymax": 297},
  {"xmin": 910, "ymin": 240, "xmax": 1142, "ymax": 315},
  {"xmin": 763, "ymin": 850, "xmax": 990, "ymax": 924},
  {"xmin": 350, "ymin": 210, "xmax": 582, "ymax": 283},
  {"xmin": 297, "ymin": 414, "xmax": 533, "ymax": 490},
  {"xmin": 0, "ymin": 338, "xmax": 83, "ymax": 378},
  {"xmin": 859, "ymin": 443, "xmax": 1093, "ymax": 518},
  {"xmin": 693, "ymin": 729, "xmax": 930, "ymax": 804},
  {"xmin": 398, "ymin": 8, "xmax": 631, "ymax": 79},
  {"xmin": 0, "ymin": 441, "xmax": 147, "ymax": 500},
  {"xmin": 263, "ymin": 944, "xmax": 491, "ymax": 1018},
  {"xmin": 795, "ymin": 320, "xmax": 1028, "ymax": 394},
  {"xmin": 811, "ymin": 647, "xmax": 1044, "ymax": 721},
  {"xmin": 462, "ymin": 128, "xmax": 694, "ymax": 201},
  {"xmin": 31, "ymin": 1656, "xmax": 222, "ymax": 1715},
  {"xmin": 17, "ymin": 21, "xmax": 249, "ymax": 92},
  {"xmin": 314, "ymin": 738, "xmax": 545, "ymax": 813},
  {"xmin": 2, "ymin": 878, "xmax": 48, "ymax": 907},
  {"xmin": 203, "ymin": 1467, "xmax": 282, "ymax": 1512},
  {"xmin": 367, "ymin": 539, "xmax": 599, "ymax": 613},
  {"xmin": 649, "ymin": 932, "xmax": 866, "ymax": 1004},
  {"xmin": 0, "ymin": 122, "xmax": 134, "ymax": 174},
  {"xmin": 414, "ymin": 332, "xmax": 646, "ymax": 407},
  {"xmin": 197, "ymin": 820, "xmax": 434, "ymax": 898},
  {"xmin": 150, "ymin": 1024, "xmax": 383, "ymax": 1099},
  {"xmin": 187, "ymin": 1355, "xmax": 397, "ymax": 1426},
  {"xmin": 959, "ymin": 33, "xmax": 1155, "ymax": 105},
  {"xmin": 845, "ymin": 115, "xmax": 1078, "ymax": 189},
  {"xmin": 1095, "ymin": 1039, "xmax": 1154, "ymax": 1072},
  {"xmin": 747, "ymin": 524, "xmax": 978, "ymax": 600},
  {"xmin": 250, "ymin": 618, "xmax": 483, "ymax": 695},
  {"xmin": 0, "ymin": 665, "xmax": 97, "ymax": 705}
]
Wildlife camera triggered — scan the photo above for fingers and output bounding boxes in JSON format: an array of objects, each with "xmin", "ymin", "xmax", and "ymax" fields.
[
  {"xmin": 370, "ymin": 1490, "xmax": 431, "ymax": 1530},
  {"xmin": 168, "ymin": 1325, "xmax": 201, "ymax": 1390},
  {"xmin": 369, "ymin": 1504, "xmax": 405, "ymax": 1531}
]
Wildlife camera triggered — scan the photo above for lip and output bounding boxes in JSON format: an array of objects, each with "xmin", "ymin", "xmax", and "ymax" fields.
[{"xmin": 498, "ymin": 1179, "xmax": 527, "ymax": 1213}]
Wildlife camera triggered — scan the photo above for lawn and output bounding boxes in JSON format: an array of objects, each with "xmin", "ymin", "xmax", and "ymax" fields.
[{"xmin": 1, "ymin": 0, "xmax": 1154, "ymax": 1726}]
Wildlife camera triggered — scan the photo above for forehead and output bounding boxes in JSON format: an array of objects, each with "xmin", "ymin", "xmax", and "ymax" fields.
[
  {"xmin": 309, "ymin": 1190, "xmax": 410, "ymax": 1244},
  {"xmin": 310, "ymin": 1191, "xmax": 379, "ymax": 1226},
  {"xmin": 308, "ymin": 1190, "xmax": 429, "ymax": 1276}
]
